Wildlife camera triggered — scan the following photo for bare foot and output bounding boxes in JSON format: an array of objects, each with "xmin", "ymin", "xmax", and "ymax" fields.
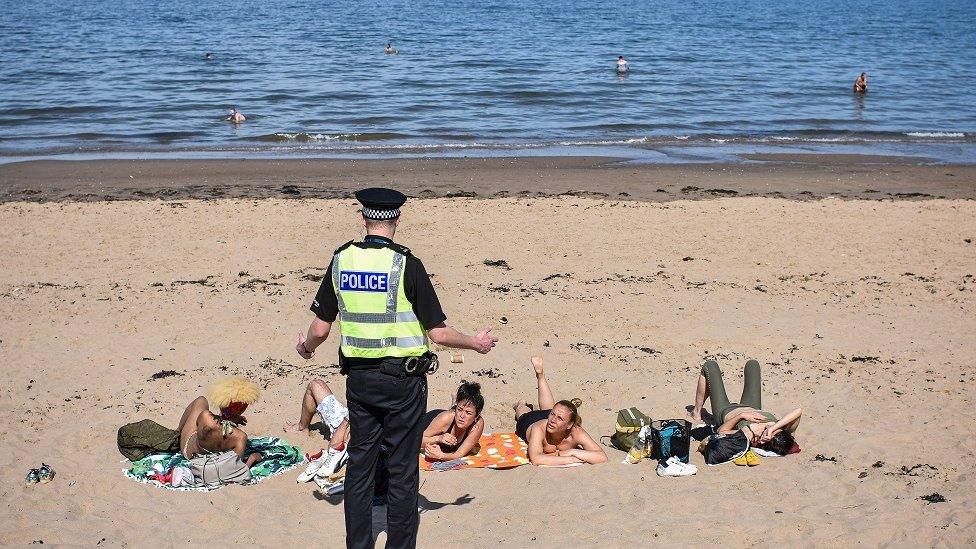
[
  {"xmin": 283, "ymin": 421, "xmax": 308, "ymax": 434},
  {"xmin": 513, "ymin": 399, "xmax": 527, "ymax": 411},
  {"xmin": 687, "ymin": 411, "xmax": 703, "ymax": 425},
  {"xmin": 531, "ymin": 356, "xmax": 544, "ymax": 376}
]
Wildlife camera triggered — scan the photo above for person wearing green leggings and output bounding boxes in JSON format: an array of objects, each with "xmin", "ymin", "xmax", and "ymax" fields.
[{"xmin": 690, "ymin": 360, "xmax": 802, "ymax": 456}]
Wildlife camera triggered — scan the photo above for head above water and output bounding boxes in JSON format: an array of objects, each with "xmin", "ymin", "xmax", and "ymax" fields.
[
  {"xmin": 453, "ymin": 380, "xmax": 484, "ymax": 429},
  {"xmin": 546, "ymin": 398, "xmax": 582, "ymax": 434}
]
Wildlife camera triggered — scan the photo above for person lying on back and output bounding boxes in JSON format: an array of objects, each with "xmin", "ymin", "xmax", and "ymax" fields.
[
  {"xmin": 690, "ymin": 360, "xmax": 802, "ymax": 464},
  {"xmin": 178, "ymin": 396, "xmax": 262, "ymax": 466}
]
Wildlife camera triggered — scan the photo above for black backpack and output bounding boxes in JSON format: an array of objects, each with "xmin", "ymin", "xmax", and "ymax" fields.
[{"xmin": 117, "ymin": 419, "xmax": 181, "ymax": 461}]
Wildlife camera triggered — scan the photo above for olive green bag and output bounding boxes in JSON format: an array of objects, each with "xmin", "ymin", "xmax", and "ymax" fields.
[
  {"xmin": 608, "ymin": 407, "xmax": 652, "ymax": 451},
  {"xmin": 118, "ymin": 419, "xmax": 181, "ymax": 461}
]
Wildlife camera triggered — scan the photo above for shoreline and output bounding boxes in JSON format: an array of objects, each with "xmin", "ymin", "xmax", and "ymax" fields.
[{"xmin": 2, "ymin": 155, "xmax": 975, "ymax": 203}]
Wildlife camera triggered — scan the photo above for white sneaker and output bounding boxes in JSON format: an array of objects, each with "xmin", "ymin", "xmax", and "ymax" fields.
[
  {"xmin": 297, "ymin": 451, "xmax": 329, "ymax": 483},
  {"xmin": 314, "ymin": 446, "xmax": 348, "ymax": 480},
  {"xmin": 678, "ymin": 460, "xmax": 698, "ymax": 475},
  {"xmin": 657, "ymin": 456, "xmax": 697, "ymax": 477}
]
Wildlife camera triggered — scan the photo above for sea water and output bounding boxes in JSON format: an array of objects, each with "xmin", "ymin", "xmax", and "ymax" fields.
[{"xmin": 1, "ymin": 0, "xmax": 974, "ymax": 160}]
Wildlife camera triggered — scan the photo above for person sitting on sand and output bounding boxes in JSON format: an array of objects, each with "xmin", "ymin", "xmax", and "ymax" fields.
[
  {"xmin": 854, "ymin": 72, "xmax": 868, "ymax": 93},
  {"xmin": 690, "ymin": 360, "xmax": 802, "ymax": 464},
  {"xmin": 177, "ymin": 395, "xmax": 262, "ymax": 466},
  {"xmin": 285, "ymin": 379, "xmax": 351, "ymax": 480},
  {"xmin": 616, "ymin": 55, "xmax": 629, "ymax": 74},
  {"xmin": 421, "ymin": 380, "xmax": 486, "ymax": 461},
  {"xmin": 513, "ymin": 356, "xmax": 607, "ymax": 466},
  {"xmin": 226, "ymin": 108, "xmax": 246, "ymax": 123}
]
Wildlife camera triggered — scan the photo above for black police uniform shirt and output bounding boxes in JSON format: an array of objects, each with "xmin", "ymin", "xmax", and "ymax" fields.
[{"xmin": 310, "ymin": 235, "xmax": 447, "ymax": 366}]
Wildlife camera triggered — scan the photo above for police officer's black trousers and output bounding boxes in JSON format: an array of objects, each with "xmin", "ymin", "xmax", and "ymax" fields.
[{"xmin": 345, "ymin": 367, "xmax": 427, "ymax": 549}]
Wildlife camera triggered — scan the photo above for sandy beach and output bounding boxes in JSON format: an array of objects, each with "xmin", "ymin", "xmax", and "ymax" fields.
[{"xmin": 1, "ymin": 158, "xmax": 975, "ymax": 546}]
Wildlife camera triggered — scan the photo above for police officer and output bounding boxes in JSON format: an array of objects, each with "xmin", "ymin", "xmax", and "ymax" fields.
[{"xmin": 296, "ymin": 187, "xmax": 498, "ymax": 549}]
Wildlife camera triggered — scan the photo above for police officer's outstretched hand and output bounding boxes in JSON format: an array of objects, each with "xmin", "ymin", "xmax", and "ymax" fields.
[{"xmin": 474, "ymin": 327, "xmax": 498, "ymax": 354}]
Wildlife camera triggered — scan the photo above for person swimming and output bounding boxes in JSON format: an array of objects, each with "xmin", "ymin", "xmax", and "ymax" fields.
[
  {"xmin": 690, "ymin": 360, "xmax": 802, "ymax": 464},
  {"xmin": 512, "ymin": 356, "xmax": 607, "ymax": 466},
  {"xmin": 616, "ymin": 55, "xmax": 629, "ymax": 74},
  {"xmin": 421, "ymin": 381, "xmax": 486, "ymax": 461},
  {"xmin": 854, "ymin": 72, "xmax": 868, "ymax": 93},
  {"xmin": 204, "ymin": 52, "xmax": 213, "ymax": 60},
  {"xmin": 385, "ymin": 42, "xmax": 398, "ymax": 55},
  {"xmin": 226, "ymin": 108, "xmax": 246, "ymax": 123}
]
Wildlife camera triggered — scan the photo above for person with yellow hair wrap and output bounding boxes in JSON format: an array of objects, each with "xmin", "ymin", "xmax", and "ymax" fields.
[{"xmin": 209, "ymin": 378, "xmax": 260, "ymax": 424}]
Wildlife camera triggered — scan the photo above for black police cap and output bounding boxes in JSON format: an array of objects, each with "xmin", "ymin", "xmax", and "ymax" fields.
[{"xmin": 355, "ymin": 187, "xmax": 407, "ymax": 220}]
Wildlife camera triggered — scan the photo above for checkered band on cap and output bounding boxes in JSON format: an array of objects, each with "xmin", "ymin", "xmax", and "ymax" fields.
[{"xmin": 361, "ymin": 206, "xmax": 401, "ymax": 220}]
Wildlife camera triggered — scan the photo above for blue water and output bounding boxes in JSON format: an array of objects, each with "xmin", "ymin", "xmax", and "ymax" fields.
[{"xmin": 1, "ymin": 0, "xmax": 974, "ymax": 159}]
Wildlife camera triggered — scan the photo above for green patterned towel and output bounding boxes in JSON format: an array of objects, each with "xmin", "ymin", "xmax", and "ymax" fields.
[{"xmin": 124, "ymin": 436, "xmax": 304, "ymax": 491}]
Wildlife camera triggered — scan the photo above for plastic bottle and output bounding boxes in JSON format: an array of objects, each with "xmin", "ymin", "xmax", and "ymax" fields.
[{"xmin": 624, "ymin": 425, "xmax": 650, "ymax": 464}]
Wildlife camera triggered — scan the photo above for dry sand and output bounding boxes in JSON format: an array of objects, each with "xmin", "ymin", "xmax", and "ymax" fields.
[{"xmin": 1, "ymin": 159, "xmax": 975, "ymax": 547}]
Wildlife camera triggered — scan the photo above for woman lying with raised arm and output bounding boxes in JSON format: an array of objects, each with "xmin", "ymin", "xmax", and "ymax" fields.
[
  {"xmin": 421, "ymin": 381, "xmax": 486, "ymax": 461},
  {"xmin": 513, "ymin": 356, "xmax": 607, "ymax": 466},
  {"xmin": 691, "ymin": 359, "xmax": 802, "ymax": 463}
]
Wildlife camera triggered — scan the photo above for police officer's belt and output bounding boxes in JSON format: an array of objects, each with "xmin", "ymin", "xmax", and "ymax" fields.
[{"xmin": 347, "ymin": 352, "xmax": 440, "ymax": 378}]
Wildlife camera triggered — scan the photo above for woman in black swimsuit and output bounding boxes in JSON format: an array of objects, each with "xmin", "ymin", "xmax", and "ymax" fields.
[
  {"xmin": 420, "ymin": 381, "xmax": 485, "ymax": 461},
  {"xmin": 513, "ymin": 356, "xmax": 607, "ymax": 466}
]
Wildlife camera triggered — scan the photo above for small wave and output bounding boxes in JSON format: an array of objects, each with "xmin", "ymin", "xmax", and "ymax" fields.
[
  {"xmin": 905, "ymin": 132, "xmax": 965, "ymax": 138},
  {"xmin": 253, "ymin": 132, "xmax": 409, "ymax": 142},
  {"xmin": 554, "ymin": 137, "xmax": 649, "ymax": 146}
]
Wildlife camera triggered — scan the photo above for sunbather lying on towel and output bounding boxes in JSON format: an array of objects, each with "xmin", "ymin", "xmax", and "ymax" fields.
[
  {"xmin": 690, "ymin": 360, "xmax": 802, "ymax": 461},
  {"xmin": 421, "ymin": 380, "xmax": 486, "ymax": 461},
  {"xmin": 178, "ymin": 396, "xmax": 262, "ymax": 466},
  {"xmin": 512, "ymin": 356, "xmax": 607, "ymax": 466}
]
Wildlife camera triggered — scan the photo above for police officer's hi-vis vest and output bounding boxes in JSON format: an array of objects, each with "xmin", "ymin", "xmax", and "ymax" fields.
[{"xmin": 332, "ymin": 243, "xmax": 429, "ymax": 359}]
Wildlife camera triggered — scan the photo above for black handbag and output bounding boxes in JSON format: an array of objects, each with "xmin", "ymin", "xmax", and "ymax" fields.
[{"xmin": 651, "ymin": 419, "xmax": 692, "ymax": 463}]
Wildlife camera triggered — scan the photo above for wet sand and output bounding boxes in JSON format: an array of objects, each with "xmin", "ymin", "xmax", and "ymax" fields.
[
  {"xmin": 1, "ymin": 155, "xmax": 975, "ymax": 203},
  {"xmin": 0, "ymin": 157, "xmax": 975, "ymax": 546}
]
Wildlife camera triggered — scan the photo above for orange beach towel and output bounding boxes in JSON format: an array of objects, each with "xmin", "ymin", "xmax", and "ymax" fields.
[{"xmin": 420, "ymin": 432, "xmax": 530, "ymax": 471}]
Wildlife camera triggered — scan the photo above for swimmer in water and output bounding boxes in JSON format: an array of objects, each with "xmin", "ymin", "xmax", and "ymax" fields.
[
  {"xmin": 616, "ymin": 55, "xmax": 629, "ymax": 74},
  {"xmin": 854, "ymin": 72, "xmax": 867, "ymax": 93},
  {"xmin": 385, "ymin": 42, "xmax": 398, "ymax": 55},
  {"xmin": 205, "ymin": 52, "xmax": 213, "ymax": 60},
  {"xmin": 226, "ymin": 108, "xmax": 245, "ymax": 123}
]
